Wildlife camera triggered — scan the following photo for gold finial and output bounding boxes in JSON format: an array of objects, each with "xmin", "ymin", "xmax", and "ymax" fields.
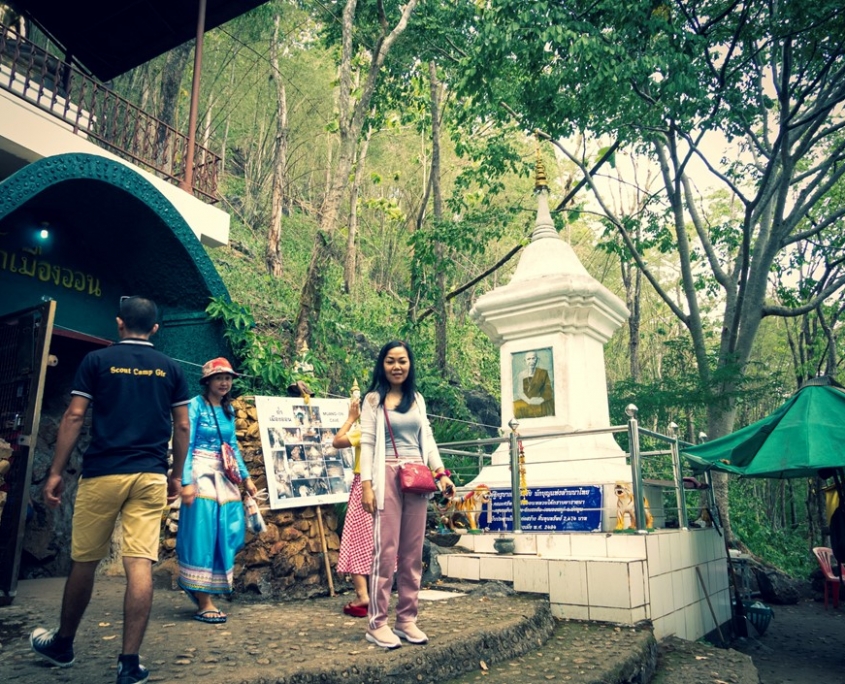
[
  {"xmin": 535, "ymin": 150, "xmax": 548, "ymax": 192},
  {"xmin": 351, "ymin": 379, "xmax": 360, "ymax": 400}
]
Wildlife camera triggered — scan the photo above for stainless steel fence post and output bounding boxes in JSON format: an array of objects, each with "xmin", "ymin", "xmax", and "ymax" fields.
[
  {"xmin": 626, "ymin": 404, "xmax": 647, "ymax": 533},
  {"xmin": 697, "ymin": 432, "xmax": 720, "ymax": 525},
  {"xmin": 508, "ymin": 418, "xmax": 522, "ymax": 532},
  {"xmin": 668, "ymin": 422, "xmax": 688, "ymax": 529}
]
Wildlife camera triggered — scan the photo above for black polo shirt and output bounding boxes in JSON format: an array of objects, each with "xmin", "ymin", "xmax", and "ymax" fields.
[{"xmin": 71, "ymin": 338, "xmax": 190, "ymax": 478}]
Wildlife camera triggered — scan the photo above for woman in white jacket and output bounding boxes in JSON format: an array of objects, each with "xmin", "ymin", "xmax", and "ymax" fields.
[{"xmin": 359, "ymin": 341, "xmax": 455, "ymax": 649}]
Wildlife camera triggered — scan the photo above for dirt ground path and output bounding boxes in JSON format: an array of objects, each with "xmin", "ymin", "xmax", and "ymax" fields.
[
  {"xmin": 3, "ymin": 576, "xmax": 843, "ymax": 684},
  {"xmin": 732, "ymin": 596, "xmax": 845, "ymax": 683}
]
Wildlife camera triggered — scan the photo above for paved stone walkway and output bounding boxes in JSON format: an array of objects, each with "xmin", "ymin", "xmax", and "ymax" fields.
[{"xmin": 0, "ymin": 575, "xmax": 756, "ymax": 684}]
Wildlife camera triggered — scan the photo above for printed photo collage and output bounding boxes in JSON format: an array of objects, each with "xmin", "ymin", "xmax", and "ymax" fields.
[{"xmin": 255, "ymin": 397, "xmax": 355, "ymax": 509}]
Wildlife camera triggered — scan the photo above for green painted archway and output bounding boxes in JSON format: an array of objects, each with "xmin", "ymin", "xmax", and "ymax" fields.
[{"xmin": 0, "ymin": 153, "xmax": 231, "ymax": 377}]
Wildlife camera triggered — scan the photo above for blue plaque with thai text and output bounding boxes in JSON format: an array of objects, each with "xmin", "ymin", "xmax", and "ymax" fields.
[{"xmin": 477, "ymin": 485, "xmax": 602, "ymax": 532}]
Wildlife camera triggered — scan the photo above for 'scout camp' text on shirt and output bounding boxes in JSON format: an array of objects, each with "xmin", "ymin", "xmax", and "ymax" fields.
[{"xmin": 109, "ymin": 366, "xmax": 168, "ymax": 377}]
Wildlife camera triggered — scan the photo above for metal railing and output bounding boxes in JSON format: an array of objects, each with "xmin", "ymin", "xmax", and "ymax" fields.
[
  {"xmin": 438, "ymin": 404, "xmax": 715, "ymax": 534},
  {"xmin": 0, "ymin": 24, "xmax": 220, "ymax": 202}
]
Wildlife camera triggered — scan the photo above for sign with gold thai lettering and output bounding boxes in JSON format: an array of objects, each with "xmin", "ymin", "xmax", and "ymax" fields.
[{"xmin": 0, "ymin": 246, "xmax": 101, "ymax": 297}]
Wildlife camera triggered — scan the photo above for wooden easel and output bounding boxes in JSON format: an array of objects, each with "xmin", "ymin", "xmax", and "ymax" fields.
[
  {"xmin": 295, "ymin": 386, "xmax": 336, "ymax": 597},
  {"xmin": 316, "ymin": 505, "xmax": 335, "ymax": 596}
]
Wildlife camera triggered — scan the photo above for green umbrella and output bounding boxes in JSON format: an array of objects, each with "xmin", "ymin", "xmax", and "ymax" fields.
[{"xmin": 682, "ymin": 383, "xmax": 845, "ymax": 478}]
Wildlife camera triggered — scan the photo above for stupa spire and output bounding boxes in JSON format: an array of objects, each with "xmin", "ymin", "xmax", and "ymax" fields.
[
  {"xmin": 532, "ymin": 150, "xmax": 557, "ymax": 241},
  {"xmin": 534, "ymin": 150, "xmax": 548, "ymax": 193}
]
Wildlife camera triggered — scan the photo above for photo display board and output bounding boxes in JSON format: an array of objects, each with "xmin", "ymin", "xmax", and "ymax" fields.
[{"xmin": 254, "ymin": 396, "xmax": 354, "ymax": 510}]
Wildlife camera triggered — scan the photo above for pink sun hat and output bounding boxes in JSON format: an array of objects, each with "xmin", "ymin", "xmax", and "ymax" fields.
[{"xmin": 199, "ymin": 357, "xmax": 239, "ymax": 384}]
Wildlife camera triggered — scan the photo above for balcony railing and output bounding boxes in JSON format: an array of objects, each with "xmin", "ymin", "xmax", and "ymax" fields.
[{"xmin": 0, "ymin": 24, "xmax": 220, "ymax": 203}]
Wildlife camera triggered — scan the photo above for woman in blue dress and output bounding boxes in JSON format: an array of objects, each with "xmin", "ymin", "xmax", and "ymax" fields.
[{"xmin": 177, "ymin": 357, "xmax": 257, "ymax": 623}]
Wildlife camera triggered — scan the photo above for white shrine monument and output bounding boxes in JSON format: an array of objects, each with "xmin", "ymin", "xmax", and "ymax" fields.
[
  {"xmin": 465, "ymin": 158, "xmax": 652, "ymax": 532},
  {"xmin": 440, "ymin": 159, "xmax": 732, "ymax": 643}
]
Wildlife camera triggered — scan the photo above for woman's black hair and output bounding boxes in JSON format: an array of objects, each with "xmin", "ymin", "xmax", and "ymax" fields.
[
  {"xmin": 366, "ymin": 340, "xmax": 416, "ymax": 412},
  {"xmin": 202, "ymin": 383, "xmax": 234, "ymax": 418}
]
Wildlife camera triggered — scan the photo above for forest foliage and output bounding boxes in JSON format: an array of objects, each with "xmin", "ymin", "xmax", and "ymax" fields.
[{"xmin": 24, "ymin": 0, "xmax": 845, "ymax": 579}]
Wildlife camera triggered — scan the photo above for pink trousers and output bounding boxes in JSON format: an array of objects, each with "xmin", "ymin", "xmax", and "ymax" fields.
[{"xmin": 368, "ymin": 461, "xmax": 429, "ymax": 630}]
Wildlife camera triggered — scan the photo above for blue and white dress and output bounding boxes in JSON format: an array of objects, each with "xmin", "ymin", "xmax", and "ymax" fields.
[{"xmin": 176, "ymin": 395, "xmax": 249, "ymax": 595}]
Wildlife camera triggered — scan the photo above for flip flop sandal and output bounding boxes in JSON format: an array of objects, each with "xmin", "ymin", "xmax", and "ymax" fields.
[
  {"xmin": 343, "ymin": 602, "xmax": 368, "ymax": 618},
  {"xmin": 193, "ymin": 610, "xmax": 227, "ymax": 624}
]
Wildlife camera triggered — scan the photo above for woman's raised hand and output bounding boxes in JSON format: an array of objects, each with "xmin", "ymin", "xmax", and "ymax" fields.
[{"xmin": 348, "ymin": 397, "xmax": 361, "ymax": 422}]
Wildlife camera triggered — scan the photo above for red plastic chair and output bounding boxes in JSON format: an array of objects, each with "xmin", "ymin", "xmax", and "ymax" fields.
[{"xmin": 813, "ymin": 547, "xmax": 843, "ymax": 609}]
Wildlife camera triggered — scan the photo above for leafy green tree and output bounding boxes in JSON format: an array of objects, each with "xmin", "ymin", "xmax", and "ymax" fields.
[
  {"xmin": 294, "ymin": 0, "xmax": 421, "ymax": 352},
  {"xmin": 198, "ymin": 6, "xmax": 334, "ymax": 235},
  {"xmin": 266, "ymin": 7, "xmax": 289, "ymax": 277},
  {"xmin": 773, "ymin": 237, "xmax": 845, "ymax": 387},
  {"xmin": 456, "ymin": 0, "xmax": 845, "ymax": 540}
]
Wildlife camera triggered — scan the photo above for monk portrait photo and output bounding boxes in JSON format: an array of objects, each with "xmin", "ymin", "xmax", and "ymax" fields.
[{"xmin": 512, "ymin": 348, "xmax": 555, "ymax": 419}]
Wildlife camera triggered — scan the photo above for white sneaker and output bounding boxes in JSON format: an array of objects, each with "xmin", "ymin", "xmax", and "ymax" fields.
[
  {"xmin": 393, "ymin": 622, "xmax": 428, "ymax": 644},
  {"xmin": 366, "ymin": 625, "xmax": 402, "ymax": 649}
]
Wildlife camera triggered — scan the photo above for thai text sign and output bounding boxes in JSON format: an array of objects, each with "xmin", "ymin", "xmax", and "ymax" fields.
[
  {"xmin": 0, "ymin": 247, "xmax": 102, "ymax": 296},
  {"xmin": 478, "ymin": 485, "xmax": 602, "ymax": 532}
]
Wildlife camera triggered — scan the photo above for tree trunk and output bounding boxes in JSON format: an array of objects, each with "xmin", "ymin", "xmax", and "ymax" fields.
[
  {"xmin": 344, "ymin": 129, "xmax": 371, "ymax": 293},
  {"xmin": 220, "ymin": 61, "xmax": 236, "ymax": 177},
  {"xmin": 429, "ymin": 61, "xmax": 447, "ymax": 373},
  {"xmin": 157, "ymin": 42, "xmax": 192, "ymax": 173},
  {"xmin": 244, "ymin": 106, "xmax": 269, "ymax": 228},
  {"xmin": 133, "ymin": 66, "xmax": 153, "ymax": 167},
  {"xmin": 612, "ymin": 156, "xmax": 650, "ymax": 382},
  {"xmin": 706, "ymin": 395, "xmax": 739, "ymax": 542},
  {"xmin": 622, "ymin": 255, "xmax": 642, "ymax": 382},
  {"xmin": 266, "ymin": 12, "xmax": 288, "ymax": 278},
  {"xmin": 293, "ymin": 0, "xmax": 420, "ymax": 352},
  {"xmin": 323, "ymin": 131, "xmax": 333, "ymax": 209},
  {"xmin": 203, "ymin": 93, "xmax": 212, "ymax": 148}
]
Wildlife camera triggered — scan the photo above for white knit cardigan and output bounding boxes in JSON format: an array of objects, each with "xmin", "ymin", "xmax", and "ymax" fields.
[{"xmin": 358, "ymin": 391, "xmax": 444, "ymax": 510}]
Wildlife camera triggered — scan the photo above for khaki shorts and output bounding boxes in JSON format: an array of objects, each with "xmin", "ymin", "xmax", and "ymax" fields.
[{"xmin": 71, "ymin": 472, "xmax": 167, "ymax": 563}]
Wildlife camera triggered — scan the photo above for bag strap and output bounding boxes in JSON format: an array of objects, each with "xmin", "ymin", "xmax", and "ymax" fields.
[
  {"xmin": 383, "ymin": 405, "xmax": 399, "ymax": 458},
  {"xmin": 192, "ymin": 398, "xmax": 203, "ymax": 438},
  {"xmin": 208, "ymin": 400, "xmax": 226, "ymax": 448},
  {"xmin": 383, "ymin": 404, "xmax": 426, "ymax": 464}
]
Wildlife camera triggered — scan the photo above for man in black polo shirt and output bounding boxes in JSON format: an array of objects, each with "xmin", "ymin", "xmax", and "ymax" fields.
[{"xmin": 30, "ymin": 296, "xmax": 190, "ymax": 684}]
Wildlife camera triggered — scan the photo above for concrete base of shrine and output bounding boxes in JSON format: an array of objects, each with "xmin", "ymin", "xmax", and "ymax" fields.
[{"xmin": 438, "ymin": 526, "xmax": 731, "ymax": 641}]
